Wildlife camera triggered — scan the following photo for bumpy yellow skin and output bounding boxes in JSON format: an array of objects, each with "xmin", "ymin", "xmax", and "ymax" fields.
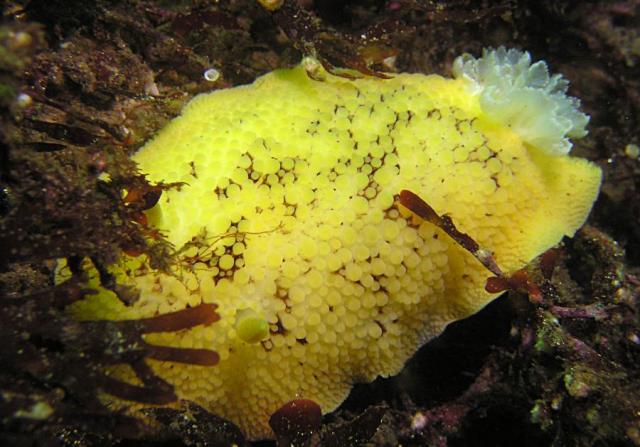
[{"xmin": 70, "ymin": 63, "xmax": 601, "ymax": 440}]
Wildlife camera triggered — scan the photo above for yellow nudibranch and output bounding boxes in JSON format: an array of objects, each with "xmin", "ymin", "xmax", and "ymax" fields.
[{"xmin": 68, "ymin": 48, "xmax": 601, "ymax": 440}]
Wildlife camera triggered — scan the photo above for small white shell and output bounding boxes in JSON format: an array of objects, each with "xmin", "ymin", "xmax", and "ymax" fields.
[{"xmin": 204, "ymin": 68, "xmax": 221, "ymax": 82}]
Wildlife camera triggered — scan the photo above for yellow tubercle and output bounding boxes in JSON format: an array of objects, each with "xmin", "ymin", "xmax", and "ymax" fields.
[
  {"xmin": 235, "ymin": 309, "xmax": 270, "ymax": 344},
  {"xmin": 68, "ymin": 52, "xmax": 601, "ymax": 440}
]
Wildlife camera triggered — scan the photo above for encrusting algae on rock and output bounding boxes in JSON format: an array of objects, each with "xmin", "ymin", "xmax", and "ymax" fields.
[{"xmin": 64, "ymin": 47, "xmax": 602, "ymax": 440}]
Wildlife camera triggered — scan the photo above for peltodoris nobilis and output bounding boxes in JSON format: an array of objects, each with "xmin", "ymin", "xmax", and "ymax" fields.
[{"xmin": 68, "ymin": 48, "xmax": 602, "ymax": 440}]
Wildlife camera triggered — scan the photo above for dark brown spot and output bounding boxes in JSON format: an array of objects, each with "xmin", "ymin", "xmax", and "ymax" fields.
[
  {"xmin": 269, "ymin": 399, "xmax": 322, "ymax": 446},
  {"xmin": 540, "ymin": 248, "xmax": 559, "ymax": 280}
]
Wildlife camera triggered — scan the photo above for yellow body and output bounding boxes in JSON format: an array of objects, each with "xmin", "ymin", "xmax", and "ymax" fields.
[{"xmin": 69, "ymin": 62, "xmax": 601, "ymax": 439}]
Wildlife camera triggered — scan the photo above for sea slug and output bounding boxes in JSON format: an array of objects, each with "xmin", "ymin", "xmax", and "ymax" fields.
[{"xmin": 67, "ymin": 47, "xmax": 602, "ymax": 440}]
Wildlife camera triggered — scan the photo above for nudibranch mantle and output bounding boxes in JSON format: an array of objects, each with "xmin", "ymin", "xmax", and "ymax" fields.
[{"xmin": 69, "ymin": 48, "xmax": 601, "ymax": 440}]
